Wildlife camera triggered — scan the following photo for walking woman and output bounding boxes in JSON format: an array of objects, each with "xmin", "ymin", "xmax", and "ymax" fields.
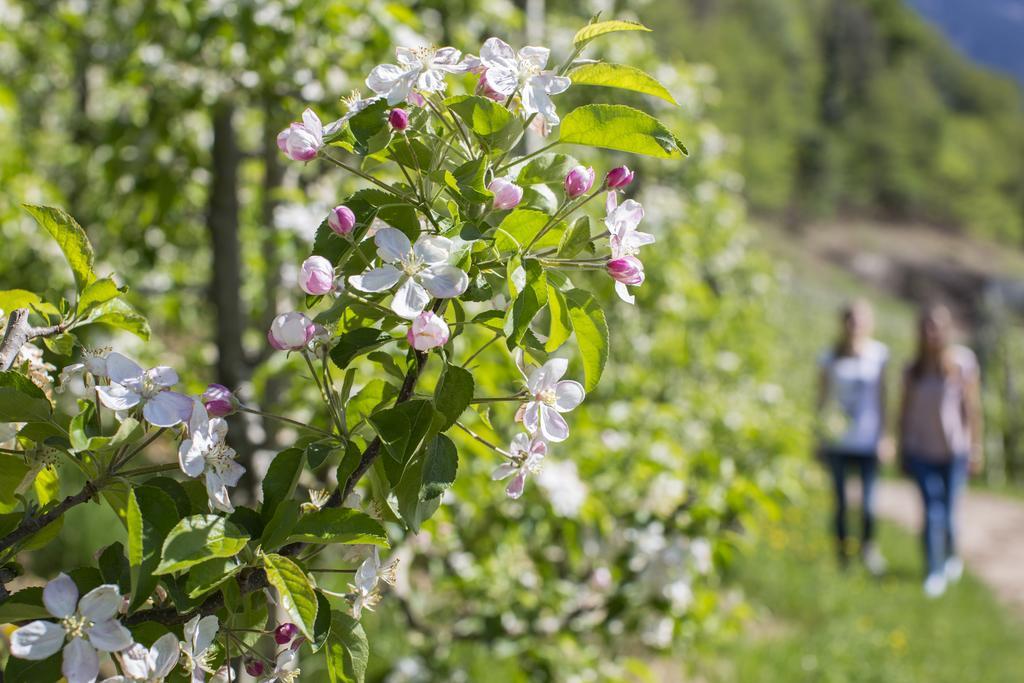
[
  {"xmin": 817, "ymin": 300, "xmax": 889, "ymax": 574},
  {"xmin": 899, "ymin": 304, "xmax": 983, "ymax": 598}
]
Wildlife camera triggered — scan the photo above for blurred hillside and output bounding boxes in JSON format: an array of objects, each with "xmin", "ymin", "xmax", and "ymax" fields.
[{"xmin": 636, "ymin": 0, "xmax": 1024, "ymax": 243}]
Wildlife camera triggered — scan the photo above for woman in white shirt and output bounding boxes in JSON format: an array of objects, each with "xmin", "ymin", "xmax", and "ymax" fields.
[{"xmin": 817, "ymin": 300, "xmax": 889, "ymax": 574}]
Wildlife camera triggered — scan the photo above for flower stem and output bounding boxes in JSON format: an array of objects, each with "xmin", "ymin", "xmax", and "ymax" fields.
[{"xmin": 238, "ymin": 407, "xmax": 336, "ymax": 439}]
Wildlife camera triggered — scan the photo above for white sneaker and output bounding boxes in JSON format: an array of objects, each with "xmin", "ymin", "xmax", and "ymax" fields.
[
  {"xmin": 945, "ymin": 556, "xmax": 964, "ymax": 584},
  {"xmin": 862, "ymin": 543, "xmax": 887, "ymax": 577},
  {"xmin": 924, "ymin": 573, "xmax": 947, "ymax": 598}
]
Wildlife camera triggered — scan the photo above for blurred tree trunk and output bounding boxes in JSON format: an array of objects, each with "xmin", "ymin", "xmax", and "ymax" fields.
[{"xmin": 207, "ymin": 102, "xmax": 253, "ymax": 456}]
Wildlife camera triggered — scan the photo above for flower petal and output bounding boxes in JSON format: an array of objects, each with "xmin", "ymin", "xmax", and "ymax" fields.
[
  {"xmin": 9, "ymin": 620, "xmax": 65, "ymax": 660},
  {"xmin": 615, "ymin": 281, "xmax": 636, "ymax": 305},
  {"xmin": 104, "ymin": 352, "xmax": 144, "ymax": 384},
  {"xmin": 43, "ymin": 573, "xmax": 79, "ymax": 619},
  {"xmin": 63, "ymin": 637, "xmax": 100, "ymax": 683},
  {"xmin": 192, "ymin": 615, "xmax": 219, "ymax": 656},
  {"xmin": 374, "ymin": 227, "xmax": 412, "ymax": 263},
  {"xmin": 492, "ymin": 463, "xmax": 517, "ymax": 481},
  {"xmin": 412, "ymin": 235, "xmax": 453, "ymax": 265},
  {"xmin": 205, "ymin": 473, "xmax": 234, "ymax": 513},
  {"xmin": 518, "ymin": 46, "xmax": 550, "ymax": 70},
  {"xmin": 143, "ymin": 391, "xmax": 193, "ymax": 427},
  {"xmin": 506, "ymin": 472, "xmax": 528, "ymax": 499},
  {"xmin": 79, "ymin": 585, "xmax": 121, "ymax": 622},
  {"xmin": 367, "ymin": 63, "xmax": 403, "ymax": 94},
  {"xmin": 554, "ymin": 380, "xmax": 585, "ymax": 412},
  {"xmin": 538, "ymin": 405, "xmax": 569, "ymax": 442},
  {"xmin": 419, "ymin": 265, "xmax": 468, "ymax": 299},
  {"xmin": 178, "ymin": 439, "xmax": 205, "ymax": 478},
  {"xmin": 301, "ymin": 108, "xmax": 323, "ymax": 141},
  {"xmin": 479, "ymin": 37, "xmax": 517, "ymax": 69},
  {"xmin": 522, "ymin": 401, "xmax": 540, "ymax": 434},
  {"xmin": 349, "ymin": 265, "xmax": 402, "ymax": 293},
  {"xmin": 118, "ymin": 643, "xmax": 150, "ymax": 679},
  {"xmin": 147, "ymin": 366, "xmax": 179, "ymax": 388},
  {"xmin": 484, "ymin": 66, "xmax": 519, "ymax": 96},
  {"xmin": 390, "ymin": 278, "xmax": 431, "ymax": 320},
  {"xmin": 95, "ymin": 383, "xmax": 141, "ymax": 412},
  {"xmin": 149, "ymin": 632, "xmax": 181, "ymax": 678}
]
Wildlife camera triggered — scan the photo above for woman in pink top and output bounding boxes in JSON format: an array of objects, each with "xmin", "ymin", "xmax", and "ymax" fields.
[{"xmin": 898, "ymin": 304, "xmax": 984, "ymax": 598}]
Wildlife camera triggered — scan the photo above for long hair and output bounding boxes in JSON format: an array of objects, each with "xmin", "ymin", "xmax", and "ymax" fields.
[
  {"xmin": 833, "ymin": 299, "xmax": 871, "ymax": 358},
  {"xmin": 909, "ymin": 303, "xmax": 955, "ymax": 380}
]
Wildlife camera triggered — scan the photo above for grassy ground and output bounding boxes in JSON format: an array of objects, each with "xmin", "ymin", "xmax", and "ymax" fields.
[{"xmin": 698, "ymin": 488, "xmax": 1024, "ymax": 683}]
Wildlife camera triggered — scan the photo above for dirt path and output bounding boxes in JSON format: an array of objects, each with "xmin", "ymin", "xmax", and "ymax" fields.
[{"xmin": 875, "ymin": 480, "xmax": 1024, "ymax": 613}]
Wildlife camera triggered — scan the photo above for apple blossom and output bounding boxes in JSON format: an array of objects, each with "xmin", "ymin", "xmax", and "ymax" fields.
[
  {"xmin": 488, "ymin": 176, "xmax": 523, "ymax": 210},
  {"xmin": 388, "ymin": 107, "xmax": 410, "ymax": 131},
  {"xmin": 348, "ymin": 548, "xmax": 397, "ymax": 619},
  {"xmin": 406, "ymin": 310, "xmax": 450, "ymax": 351},
  {"xmin": 245, "ymin": 660, "xmax": 266, "ymax": 677},
  {"xmin": 328, "ymin": 205, "xmax": 356, "ymax": 236},
  {"xmin": 274, "ymin": 623, "xmax": 299, "ymax": 645},
  {"xmin": 268, "ymin": 311, "xmax": 315, "ymax": 351},
  {"xmin": 475, "ymin": 72, "xmax": 505, "ymax": 102},
  {"xmin": 179, "ymin": 615, "xmax": 219, "ymax": 682},
  {"xmin": 260, "ymin": 649, "xmax": 300, "ymax": 683},
  {"xmin": 102, "ymin": 632, "xmax": 179, "ymax": 683},
  {"xmin": 349, "ymin": 227, "xmax": 468, "ymax": 319},
  {"xmin": 179, "ymin": 401, "xmax": 245, "ymax": 513},
  {"xmin": 299, "ymin": 255, "xmax": 335, "ymax": 295},
  {"xmin": 516, "ymin": 351, "xmax": 586, "ymax": 443},
  {"xmin": 606, "ymin": 192, "xmax": 655, "ymax": 304},
  {"xmin": 95, "ymin": 353, "xmax": 193, "ymax": 427},
  {"xmin": 366, "ymin": 46, "xmax": 467, "ymax": 105},
  {"xmin": 606, "ymin": 165, "xmax": 635, "ymax": 189},
  {"xmin": 9, "ymin": 574, "xmax": 133, "ymax": 683},
  {"xmin": 473, "ymin": 37, "xmax": 571, "ymax": 125},
  {"xmin": 56, "ymin": 348, "xmax": 109, "ymax": 393},
  {"xmin": 492, "ymin": 433, "xmax": 547, "ymax": 499},
  {"xmin": 564, "ymin": 165, "xmax": 596, "ymax": 199},
  {"xmin": 276, "ymin": 108, "xmax": 323, "ymax": 162},
  {"xmin": 201, "ymin": 383, "xmax": 235, "ymax": 417}
]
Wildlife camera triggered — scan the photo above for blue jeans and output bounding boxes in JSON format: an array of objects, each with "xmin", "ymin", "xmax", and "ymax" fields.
[
  {"xmin": 826, "ymin": 449, "xmax": 879, "ymax": 552},
  {"xmin": 905, "ymin": 454, "xmax": 968, "ymax": 577}
]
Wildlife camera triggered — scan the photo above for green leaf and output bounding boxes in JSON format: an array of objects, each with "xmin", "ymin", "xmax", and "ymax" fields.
[
  {"xmin": 262, "ymin": 553, "xmax": 319, "ymax": 639},
  {"xmin": 0, "ymin": 290, "xmax": 60, "ymax": 318},
  {"xmin": 445, "ymin": 95, "xmax": 516, "ymax": 147},
  {"xmin": 494, "ymin": 209, "xmax": 565, "ymax": 253},
  {"xmin": 419, "ymin": 433, "xmax": 458, "ymax": 501},
  {"xmin": 569, "ymin": 63, "xmax": 677, "ymax": 104},
  {"xmin": 185, "ymin": 557, "xmax": 243, "ymax": 599},
  {"xmin": 286, "ymin": 508, "xmax": 388, "ymax": 546},
  {"xmin": 126, "ymin": 486, "xmax": 179, "ymax": 611},
  {"xmin": 98, "ymin": 542, "xmax": 130, "ymax": 593},
  {"xmin": 545, "ymin": 285, "xmax": 573, "ymax": 352},
  {"xmin": 559, "ymin": 104, "xmax": 686, "ymax": 158},
  {"xmin": 85, "ymin": 298, "xmax": 151, "ymax": 340},
  {"xmin": 515, "ymin": 153, "xmax": 579, "ymax": 186},
  {"xmin": 155, "ymin": 515, "xmax": 250, "ymax": 575},
  {"xmin": 23, "ymin": 204, "xmax": 96, "ymax": 292},
  {"xmin": 260, "ymin": 499, "xmax": 301, "ymax": 551},
  {"xmin": 452, "ymin": 157, "xmax": 492, "ymax": 203},
  {"xmin": 5, "ymin": 651, "xmax": 62, "ymax": 683},
  {"xmin": 345, "ymin": 379, "xmax": 398, "ymax": 432},
  {"xmin": 573, "ymin": 19, "xmax": 651, "ymax": 47},
  {"xmin": 42, "ymin": 333, "xmax": 74, "ymax": 357},
  {"xmin": 261, "ymin": 448, "xmax": 305, "ymax": 523},
  {"xmin": 305, "ymin": 439, "xmax": 339, "ymax": 470},
  {"xmin": 311, "ymin": 591, "xmax": 333, "ymax": 652},
  {"xmin": 0, "ymin": 371, "xmax": 52, "ymax": 423},
  {"xmin": 558, "ymin": 215, "xmax": 593, "ymax": 258},
  {"xmin": 76, "ymin": 277, "xmax": 122, "ymax": 317},
  {"xmin": 326, "ymin": 610, "xmax": 369, "ymax": 683},
  {"xmin": 566, "ymin": 288, "xmax": 609, "ymax": 392},
  {"xmin": 348, "ymin": 99, "xmax": 392, "ymax": 155},
  {"xmin": 433, "ymin": 364, "xmax": 475, "ymax": 431},
  {"xmin": 330, "ymin": 328, "xmax": 393, "ymax": 369},
  {"xmin": 0, "ymin": 587, "xmax": 50, "ymax": 622},
  {"xmin": 508, "ymin": 259, "xmax": 547, "ymax": 347},
  {"xmin": 0, "ymin": 455, "xmax": 30, "ymax": 509}
]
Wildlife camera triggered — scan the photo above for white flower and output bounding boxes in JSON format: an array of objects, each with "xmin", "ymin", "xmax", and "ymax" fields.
[
  {"xmin": 102, "ymin": 633, "xmax": 179, "ymax": 682},
  {"xmin": 366, "ymin": 46, "xmax": 467, "ymax": 105},
  {"xmin": 492, "ymin": 433, "xmax": 546, "ymax": 499},
  {"xmin": 178, "ymin": 401, "xmax": 245, "ymax": 513},
  {"xmin": 475, "ymin": 37, "xmax": 571, "ymax": 125},
  {"xmin": 349, "ymin": 227, "xmax": 468, "ymax": 319},
  {"xmin": 348, "ymin": 548, "xmax": 396, "ymax": 620},
  {"xmin": 95, "ymin": 353, "xmax": 192, "ymax": 428},
  {"xmin": 515, "ymin": 351, "xmax": 585, "ymax": 443},
  {"xmin": 9, "ymin": 574, "xmax": 133, "ymax": 683},
  {"xmin": 605, "ymin": 192, "xmax": 654, "ymax": 304},
  {"xmin": 57, "ymin": 348, "xmax": 110, "ymax": 394},
  {"xmin": 179, "ymin": 615, "xmax": 219, "ymax": 682},
  {"xmin": 260, "ymin": 649, "xmax": 300, "ymax": 683}
]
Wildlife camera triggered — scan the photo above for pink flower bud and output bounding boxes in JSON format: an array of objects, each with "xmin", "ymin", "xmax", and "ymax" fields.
[
  {"xmin": 606, "ymin": 166, "xmax": 635, "ymax": 189},
  {"xmin": 277, "ymin": 108, "xmax": 324, "ymax": 162},
  {"xmin": 202, "ymin": 383, "xmax": 235, "ymax": 417},
  {"xmin": 274, "ymin": 623, "xmax": 299, "ymax": 645},
  {"xmin": 475, "ymin": 73, "xmax": 505, "ymax": 102},
  {"xmin": 268, "ymin": 312, "xmax": 315, "ymax": 351},
  {"xmin": 328, "ymin": 205, "xmax": 356, "ymax": 236},
  {"xmin": 564, "ymin": 165, "xmax": 595, "ymax": 199},
  {"xmin": 488, "ymin": 177, "xmax": 523, "ymax": 211},
  {"xmin": 245, "ymin": 659, "xmax": 265, "ymax": 677},
  {"xmin": 406, "ymin": 92, "xmax": 426, "ymax": 107},
  {"xmin": 388, "ymin": 108, "xmax": 410, "ymax": 131},
  {"xmin": 299, "ymin": 255, "xmax": 335, "ymax": 296},
  {"xmin": 406, "ymin": 311, "xmax": 450, "ymax": 351},
  {"xmin": 606, "ymin": 255, "xmax": 645, "ymax": 286}
]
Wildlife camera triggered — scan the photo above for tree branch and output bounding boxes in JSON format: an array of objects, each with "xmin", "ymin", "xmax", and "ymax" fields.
[
  {"xmin": 0, "ymin": 480, "xmax": 101, "ymax": 556},
  {"xmin": 0, "ymin": 309, "xmax": 66, "ymax": 372}
]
